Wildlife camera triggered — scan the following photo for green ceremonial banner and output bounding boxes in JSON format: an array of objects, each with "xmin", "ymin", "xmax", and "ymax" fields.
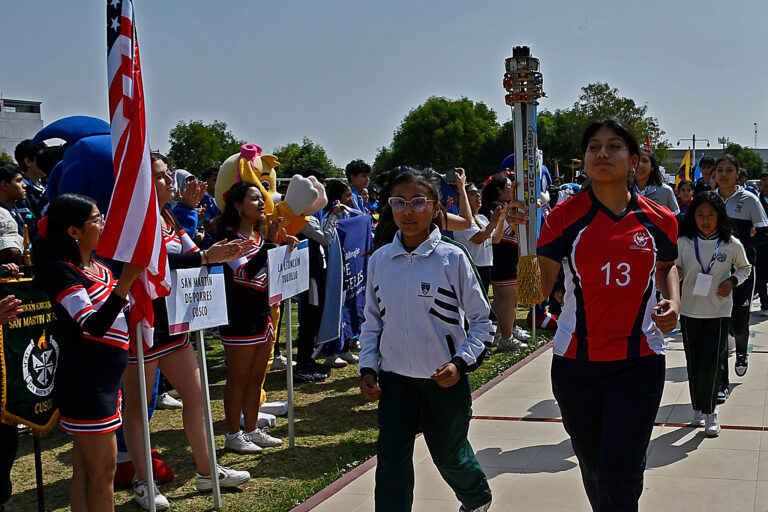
[{"xmin": 0, "ymin": 278, "xmax": 58, "ymax": 435}]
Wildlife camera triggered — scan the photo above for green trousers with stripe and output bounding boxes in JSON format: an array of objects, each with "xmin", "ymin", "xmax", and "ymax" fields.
[
  {"xmin": 680, "ymin": 316, "xmax": 730, "ymax": 415},
  {"xmin": 374, "ymin": 370, "xmax": 491, "ymax": 511}
]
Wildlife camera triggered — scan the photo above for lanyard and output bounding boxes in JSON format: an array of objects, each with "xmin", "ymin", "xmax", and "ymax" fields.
[{"xmin": 694, "ymin": 237, "xmax": 721, "ymax": 275}]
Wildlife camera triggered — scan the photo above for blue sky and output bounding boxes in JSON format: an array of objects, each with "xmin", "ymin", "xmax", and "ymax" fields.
[{"xmin": 2, "ymin": 1, "xmax": 766, "ymax": 168}]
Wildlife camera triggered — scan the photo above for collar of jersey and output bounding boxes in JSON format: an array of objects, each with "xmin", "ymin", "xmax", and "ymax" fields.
[
  {"xmin": 717, "ymin": 185, "xmax": 744, "ymax": 202},
  {"xmin": 588, "ymin": 188, "xmax": 638, "ymax": 223},
  {"xmin": 391, "ymin": 227, "xmax": 441, "ymax": 259}
]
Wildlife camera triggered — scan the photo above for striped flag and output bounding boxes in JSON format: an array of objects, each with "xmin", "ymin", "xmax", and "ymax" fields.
[
  {"xmin": 101, "ymin": 0, "xmax": 170, "ymax": 346},
  {"xmin": 675, "ymin": 149, "xmax": 691, "ymax": 187}
]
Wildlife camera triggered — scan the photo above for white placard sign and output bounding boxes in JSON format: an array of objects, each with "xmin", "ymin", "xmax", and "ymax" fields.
[
  {"xmin": 166, "ymin": 266, "xmax": 228, "ymax": 334},
  {"xmin": 268, "ymin": 239, "xmax": 309, "ymax": 306}
]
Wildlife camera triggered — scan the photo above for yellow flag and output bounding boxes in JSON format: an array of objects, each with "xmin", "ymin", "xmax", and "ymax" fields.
[{"xmin": 675, "ymin": 150, "xmax": 691, "ymax": 187}]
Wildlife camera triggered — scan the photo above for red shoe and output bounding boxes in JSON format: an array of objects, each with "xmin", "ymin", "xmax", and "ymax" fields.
[
  {"xmin": 526, "ymin": 311, "xmax": 558, "ymax": 330},
  {"xmin": 114, "ymin": 449, "xmax": 174, "ymax": 486}
]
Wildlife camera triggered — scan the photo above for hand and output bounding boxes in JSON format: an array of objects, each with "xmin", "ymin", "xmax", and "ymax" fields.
[
  {"xmin": 180, "ymin": 180, "xmax": 207, "ymax": 207},
  {"xmin": 717, "ymin": 279, "xmax": 735, "ymax": 297},
  {"xmin": 196, "ymin": 205, "xmax": 206, "ymax": 221},
  {"xmin": 120, "ymin": 262, "xmax": 145, "ymax": 282},
  {"xmin": 1, "ymin": 263, "xmax": 22, "ymax": 277},
  {"xmin": 651, "ymin": 298, "xmax": 679, "ymax": 334},
  {"xmin": 360, "ymin": 373, "xmax": 381, "ymax": 401},
  {"xmin": 445, "ymin": 197, "xmax": 454, "ymax": 210},
  {"xmin": 267, "ymin": 217, "xmax": 285, "ymax": 243},
  {"xmin": 205, "ymin": 239, "xmax": 246, "ymax": 263},
  {"xmin": 455, "ymin": 168, "xmax": 467, "ymax": 189},
  {"xmin": 0, "ymin": 295, "xmax": 23, "ymax": 324},
  {"xmin": 330, "ymin": 200, "xmax": 342, "ymax": 216},
  {"xmin": 504, "ymin": 200, "xmax": 529, "ymax": 225},
  {"xmin": 193, "ymin": 231, "xmax": 205, "ymax": 243},
  {"xmin": 283, "ymin": 235, "xmax": 299, "ymax": 251},
  {"xmin": 431, "ymin": 362, "xmax": 460, "ymax": 387},
  {"xmin": 489, "ymin": 205, "xmax": 503, "ymax": 226}
]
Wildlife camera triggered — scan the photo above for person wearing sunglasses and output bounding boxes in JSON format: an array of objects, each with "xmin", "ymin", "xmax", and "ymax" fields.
[{"xmin": 453, "ymin": 183, "xmax": 502, "ymax": 294}]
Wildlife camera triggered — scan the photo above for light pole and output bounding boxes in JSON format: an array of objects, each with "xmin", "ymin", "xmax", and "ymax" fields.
[{"xmin": 677, "ymin": 135, "xmax": 710, "ymax": 168}]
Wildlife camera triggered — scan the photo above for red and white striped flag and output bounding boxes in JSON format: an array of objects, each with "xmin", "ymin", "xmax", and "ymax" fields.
[{"xmin": 101, "ymin": 0, "xmax": 170, "ymax": 347}]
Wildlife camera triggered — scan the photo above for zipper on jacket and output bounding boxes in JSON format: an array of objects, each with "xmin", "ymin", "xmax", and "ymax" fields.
[{"xmin": 405, "ymin": 252, "xmax": 413, "ymax": 368}]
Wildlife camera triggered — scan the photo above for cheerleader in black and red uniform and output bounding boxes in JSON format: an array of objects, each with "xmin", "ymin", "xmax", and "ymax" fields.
[
  {"xmin": 36, "ymin": 194, "xmax": 143, "ymax": 511},
  {"xmin": 120, "ymin": 154, "xmax": 251, "ymax": 510},
  {"xmin": 215, "ymin": 181, "xmax": 298, "ymax": 454}
]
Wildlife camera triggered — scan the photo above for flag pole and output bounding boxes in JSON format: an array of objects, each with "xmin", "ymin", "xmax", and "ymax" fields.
[
  {"xmin": 285, "ymin": 298, "xmax": 295, "ymax": 449},
  {"xmin": 33, "ymin": 434, "xmax": 44, "ymax": 512},
  {"xmin": 195, "ymin": 330, "xmax": 222, "ymax": 509},
  {"xmin": 135, "ymin": 324, "xmax": 156, "ymax": 512}
]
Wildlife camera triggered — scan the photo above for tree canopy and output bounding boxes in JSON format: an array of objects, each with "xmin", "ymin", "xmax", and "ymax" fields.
[
  {"xmin": 0, "ymin": 151, "xmax": 13, "ymax": 163},
  {"xmin": 167, "ymin": 120, "xmax": 245, "ymax": 176},
  {"xmin": 373, "ymin": 96, "xmax": 504, "ymax": 181},
  {"xmin": 272, "ymin": 137, "xmax": 341, "ymax": 178},
  {"xmin": 722, "ymin": 143, "xmax": 765, "ymax": 178},
  {"xmin": 537, "ymin": 83, "xmax": 668, "ymax": 180}
]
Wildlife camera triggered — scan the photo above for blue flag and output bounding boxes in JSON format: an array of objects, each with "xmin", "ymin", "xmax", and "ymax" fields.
[
  {"xmin": 693, "ymin": 155, "xmax": 703, "ymax": 181},
  {"xmin": 337, "ymin": 215, "xmax": 373, "ymax": 341}
]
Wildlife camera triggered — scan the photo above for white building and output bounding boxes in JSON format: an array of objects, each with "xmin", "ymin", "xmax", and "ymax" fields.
[{"xmin": 0, "ymin": 98, "xmax": 43, "ymax": 157}]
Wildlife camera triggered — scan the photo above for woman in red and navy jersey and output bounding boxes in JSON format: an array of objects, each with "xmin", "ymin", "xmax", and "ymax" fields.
[
  {"xmin": 537, "ymin": 119, "xmax": 680, "ymax": 511},
  {"xmin": 480, "ymin": 173, "xmax": 529, "ymax": 349},
  {"xmin": 35, "ymin": 194, "xmax": 143, "ymax": 511},
  {"xmin": 215, "ymin": 181, "xmax": 298, "ymax": 453},
  {"xmin": 121, "ymin": 156, "xmax": 251, "ymax": 508}
]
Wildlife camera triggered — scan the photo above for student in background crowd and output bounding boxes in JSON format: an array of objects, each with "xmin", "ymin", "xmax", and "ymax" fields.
[
  {"xmin": 739, "ymin": 168, "xmax": 759, "ymax": 196},
  {"xmin": 714, "ymin": 155, "xmax": 768, "ymax": 400},
  {"xmin": 633, "ymin": 148, "xmax": 680, "ymax": 216},
  {"xmin": 13, "ymin": 139, "xmax": 47, "ymax": 219},
  {"xmin": 346, "ymin": 159, "xmax": 372, "ymax": 212},
  {"xmin": 0, "ymin": 163, "xmax": 27, "ymax": 264},
  {"xmin": 693, "ymin": 155, "xmax": 716, "ymax": 195},
  {"xmin": 454, "ymin": 183, "xmax": 502, "ymax": 294},
  {"xmin": 676, "ymin": 192, "xmax": 751, "ymax": 437},
  {"xmin": 198, "ymin": 167, "xmax": 220, "ymax": 249},
  {"xmin": 755, "ymin": 171, "xmax": 768, "ymax": 315},
  {"xmin": 365, "ymin": 188, "xmax": 379, "ymax": 213},
  {"xmin": 677, "ymin": 179, "xmax": 694, "ymax": 219}
]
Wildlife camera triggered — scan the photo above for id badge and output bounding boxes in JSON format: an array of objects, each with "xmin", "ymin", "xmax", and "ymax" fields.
[{"xmin": 693, "ymin": 272, "xmax": 714, "ymax": 296}]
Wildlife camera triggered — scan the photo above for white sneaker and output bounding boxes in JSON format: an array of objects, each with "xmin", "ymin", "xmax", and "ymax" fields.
[
  {"xmin": 133, "ymin": 479, "xmax": 170, "ymax": 510},
  {"xmin": 270, "ymin": 354, "xmax": 288, "ymax": 371},
  {"xmin": 460, "ymin": 498, "xmax": 492, "ymax": 512},
  {"xmin": 512, "ymin": 326, "xmax": 532, "ymax": 341},
  {"xmin": 323, "ymin": 354, "xmax": 348, "ymax": 368},
  {"xmin": 196, "ymin": 464, "xmax": 250, "ymax": 491},
  {"xmin": 705, "ymin": 411, "xmax": 721, "ymax": 437},
  {"xmin": 156, "ymin": 392, "xmax": 183, "ymax": 410},
  {"xmin": 247, "ymin": 427, "xmax": 283, "ymax": 448},
  {"xmin": 225, "ymin": 431, "xmax": 262, "ymax": 453},
  {"xmin": 497, "ymin": 336, "xmax": 526, "ymax": 351},
  {"xmin": 691, "ymin": 410, "xmax": 705, "ymax": 427},
  {"xmin": 492, "ymin": 332, "xmax": 501, "ymax": 347},
  {"xmin": 339, "ymin": 351, "xmax": 359, "ymax": 364},
  {"xmin": 167, "ymin": 389, "xmax": 180, "ymax": 399}
]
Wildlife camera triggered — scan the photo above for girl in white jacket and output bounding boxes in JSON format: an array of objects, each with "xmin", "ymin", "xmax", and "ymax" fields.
[
  {"xmin": 675, "ymin": 191, "xmax": 751, "ymax": 436},
  {"xmin": 358, "ymin": 168, "xmax": 493, "ymax": 512}
]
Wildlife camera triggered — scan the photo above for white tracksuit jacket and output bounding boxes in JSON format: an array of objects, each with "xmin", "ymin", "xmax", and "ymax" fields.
[{"xmin": 358, "ymin": 228, "xmax": 494, "ymax": 379}]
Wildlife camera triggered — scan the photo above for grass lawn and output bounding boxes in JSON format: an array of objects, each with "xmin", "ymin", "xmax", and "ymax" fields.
[{"xmin": 6, "ymin": 306, "xmax": 553, "ymax": 512}]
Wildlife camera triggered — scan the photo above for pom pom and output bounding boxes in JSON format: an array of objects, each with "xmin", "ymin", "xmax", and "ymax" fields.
[{"xmin": 517, "ymin": 255, "xmax": 545, "ymax": 306}]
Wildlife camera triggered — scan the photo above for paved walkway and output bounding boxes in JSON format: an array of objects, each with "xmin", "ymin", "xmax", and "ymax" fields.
[{"xmin": 301, "ymin": 305, "xmax": 768, "ymax": 512}]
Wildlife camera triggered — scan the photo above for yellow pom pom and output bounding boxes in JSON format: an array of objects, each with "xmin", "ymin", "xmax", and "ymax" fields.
[{"xmin": 517, "ymin": 255, "xmax": 545, "ymax": 306}]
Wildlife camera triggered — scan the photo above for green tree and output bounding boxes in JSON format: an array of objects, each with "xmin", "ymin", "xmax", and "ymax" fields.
[
  {"xmin": 0, "ymin": 151, "xmax": 13, "ymax": 163},
  {"xmin": 723, "ymin": 143, "xmax": 765, "ymax": 178},
  {"xmin": 272, "ymin": 137, "xmax": 341, "ymax": 178},
  {"xmin": 537, "ymin": 83, "xmax": 669, "ymax": 177},
  {"xmin": 374, "ymin": 96, "xmax": 500, "ymax": 181},
  {"xmin": 167, "ymin": 120, "xmax": 245, "ymax": 176}
]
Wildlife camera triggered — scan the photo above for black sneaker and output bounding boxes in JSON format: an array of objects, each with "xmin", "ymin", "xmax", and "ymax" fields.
[
  {"xmin": 308, "ymin": 361, "xmax": 331, "ymax": 379},
  {"xmin": 735, "ymin": 352, "xmax": 748, "ymax": 377},
  {"xmin": 716, "ymin": 386, "xmax": 730, "ymax": 404},
  {"xmin": 294, "ymin": 365, "xmax": 328, "ymax": 383}
]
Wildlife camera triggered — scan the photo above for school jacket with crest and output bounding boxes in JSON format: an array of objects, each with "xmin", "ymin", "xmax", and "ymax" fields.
[{"xmin": 358, "ymin": 227, "xmax": 494, "ymax": 380}]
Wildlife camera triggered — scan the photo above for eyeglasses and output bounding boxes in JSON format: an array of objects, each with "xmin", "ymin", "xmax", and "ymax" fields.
[
  {"xmin": 388, "ymin": 197, "xmax": 434, "ymax": 212},
  {"xmin": 469, "ymin": 190, "xmax": 481, "ymax": 197},
  {"xmin": 87, "ymin": 214, "xmax": 105, "ymax": 225}
]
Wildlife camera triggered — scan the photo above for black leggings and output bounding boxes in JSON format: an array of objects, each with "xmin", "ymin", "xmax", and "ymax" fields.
[
  {"xmin": 722, "ymin": 271, "xmax": 754, "ymax": 388},
  {"xmin": 551, "ymin": 355, "xmax": 665, "ymax": 512}
]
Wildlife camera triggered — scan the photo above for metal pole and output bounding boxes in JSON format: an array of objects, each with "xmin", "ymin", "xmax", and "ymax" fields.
[
  {"xmin": 33, "ymin": 434, "xmax": 44, "ymax": 512},
  {"xmin": 135, "ymin": 324, "xmax": 155, "ymax": 512},
  {"xmin": 285, "ymin": 298, "xmax": 295, "ymax": 448},
  {"xmin": 195, "ymin": 330, "xmax": 222, "ymax": 509},
  {"xmin": 692, "ymin": 134, "xmax": 696, "ymax": 170}
]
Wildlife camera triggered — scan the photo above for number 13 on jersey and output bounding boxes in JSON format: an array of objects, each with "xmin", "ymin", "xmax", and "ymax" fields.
[{"xmin": 601, "ymin": 261, "xmax": 631, "ymax": 287}]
